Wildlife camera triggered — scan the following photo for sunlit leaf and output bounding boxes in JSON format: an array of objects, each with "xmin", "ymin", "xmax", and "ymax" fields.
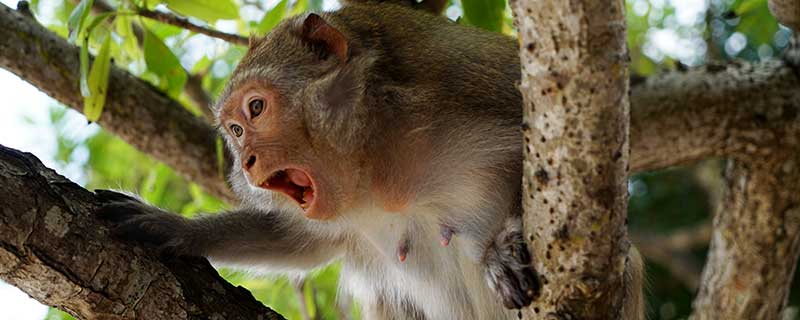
[
  {"xmin": 290, "ymin": 0, "xmax": 308, "ymax": 16},
  {"xmin": 143, "ymin": 28, "xmax": 187, "ymax": 95},
  {"xmin": 257, "ymin": 0, "xmax": 288, "ymax": 34},
  {"xmin": 115, "ymin": 15, "xmax": 140, "ymax": 60},
  {"xmin": 733, "ymin": 0, "xmax": 765, "ymax": 15},
  {"xmin": 142, "ymin": 17, "xmax": 184, "ymax": 38},
  {"xmin": 162, "ymin": 0, "xmax": 239, "ymax": 22},
  {"xmin": 143, "ymin": 28, "xmax": 180, "ymax": 74},
  {"xmin": 85, "ymin": 12, "xmax": 113, "ymax": 35},
  {"xmin": 79, "ymin": 38, "xmax": 90, "ymax": 97},
  {"xmin": 461, "ymin": 0, "xmax": 505, "ymax": 32},
  {"xmin": 67, "ymin": 0, "xmax": 94, "ymax": 43},
  {"xmin": 83, "ymin": 36, "xmax": 112, "ymax": 122},
  {"xmin": 192, "ymin": 55, "xmax": 212, "ymax": 74}
]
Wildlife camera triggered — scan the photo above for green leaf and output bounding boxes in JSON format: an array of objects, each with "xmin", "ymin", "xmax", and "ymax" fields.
[
  {"xmin": 461, "ymin": 0, "xmax": 505, "ymax": 33},
  {"xmin": 115, "ymin": 15, "xmax": 140, "ymax": 59},
  {"xmin": 143, "ymin": 27, "xmax": 187, "ymax": 95},
  {"xmin": 143, "ymin": 28, "xmax": 181, "ymax": 74},
  {"xmin": 257, "ymin": 0, "xmax": 288, "ymax": 34},
  {"xmin": 191, "ymin": 55, "xmax": 212, "ymax": 73},
  {"xmin": 142, "ymin": 17, "xmax": 184, "ymax": 38},
  {"xmin": 85, "ymin": 12, "xmax": 114, "ymax": 35},
  {"xmin": 83, "ymin": 36, "xmax": 112, "ymax": 122},
  {"xmin": 79, "ymin": 38, "xmax": 90, "ymax": 97},
  {"xmin": 162, "ymin": 0, "xmax": 239, "ymax": 22},
  {"xmin": 734, "ymin": 0, "xmax": 765, "ymax": 15},
  {"xmin": 290, "ymin": 0, "xmax": 308, "ymax": 15},
  {"xmin": 67, "ymin": 0, "xmax": 95, "ymax": 43}
]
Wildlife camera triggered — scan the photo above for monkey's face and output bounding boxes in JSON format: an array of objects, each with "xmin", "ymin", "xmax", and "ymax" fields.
[
  {"xmin": 217, "ymin": 13, "xmax": 373, "ymax": 220},
  {"xmin": 218, "ymin": 78, "xmax": 362, "ymax": 220}
]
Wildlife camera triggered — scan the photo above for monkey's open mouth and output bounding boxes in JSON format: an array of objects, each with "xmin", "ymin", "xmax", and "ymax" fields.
[{"xmin": 260, "ymin": 168, "xmax": 316, "ymax": 211}]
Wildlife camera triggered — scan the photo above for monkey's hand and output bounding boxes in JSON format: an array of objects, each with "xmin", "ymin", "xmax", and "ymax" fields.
[
  {"xmin": 94, "ymin": 189, "xmax": 200, "ymax": 257},
  {"xmin": 483, "ymin": 217, "xmax": 541, "ymax": 309}
]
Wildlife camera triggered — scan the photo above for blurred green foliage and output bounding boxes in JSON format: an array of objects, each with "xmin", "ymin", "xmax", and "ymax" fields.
[{"xmin": 21, "ymin": 0, "xmax": 795, "ymax": 319}]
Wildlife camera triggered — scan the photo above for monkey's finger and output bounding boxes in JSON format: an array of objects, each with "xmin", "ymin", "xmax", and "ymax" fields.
[
  {"xmin": 94, "ymin": 189, "xmax": 139, "ymax": 203},
  {"xmin": 112, "ymin": 218, "xmax": 174, "ymax": 247},
  {"xmin": 95, "ymin": 202, "xmax": 148, "ymax": 223}
]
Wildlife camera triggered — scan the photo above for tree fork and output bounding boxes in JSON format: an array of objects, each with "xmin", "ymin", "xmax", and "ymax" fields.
[{"xmin": 0, "ymin": 144, "xmax": 284, "ymax": 320}]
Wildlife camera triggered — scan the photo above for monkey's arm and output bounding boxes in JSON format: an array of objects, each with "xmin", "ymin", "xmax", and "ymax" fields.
[{"xmin": 95, "ymin": 190, "xmax": 343, "ymax": 272}]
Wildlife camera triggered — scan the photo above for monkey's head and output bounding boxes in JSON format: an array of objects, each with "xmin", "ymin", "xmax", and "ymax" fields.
[{"xmin": 215, "ymin": 13, "xmax": 377, "ymax": 220}]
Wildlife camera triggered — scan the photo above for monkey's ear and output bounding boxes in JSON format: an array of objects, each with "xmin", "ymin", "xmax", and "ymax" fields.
[{"xmin": 301, "ymin": 13, "xmax": 349, "ymax": 63}]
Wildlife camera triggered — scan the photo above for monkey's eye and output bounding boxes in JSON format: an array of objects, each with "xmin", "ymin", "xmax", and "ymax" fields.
[
  {"xmin": 249, "ymin": 99, "xmax": 264, "ymax": 117},
  {"xmin": 230, "ymin": 124, "xmax": 243, "ymax": 137}
]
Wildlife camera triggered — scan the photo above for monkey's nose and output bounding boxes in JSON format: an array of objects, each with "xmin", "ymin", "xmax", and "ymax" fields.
[{"xmin": 244, "ymin": 155, "xmax": 257, "ymax": 171}]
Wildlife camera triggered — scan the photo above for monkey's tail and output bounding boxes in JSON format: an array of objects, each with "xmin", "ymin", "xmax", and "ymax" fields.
[{"xmin": 622, "ymin": 246, "xmax": 646, "ymax": 320}]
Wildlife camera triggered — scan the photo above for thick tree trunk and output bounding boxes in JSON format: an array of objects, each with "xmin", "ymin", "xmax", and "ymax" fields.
[
  {"xmin": 512, "ymin": 0, "xmax": 631, "ymax": 318},
  {"xmin": 0, "ymin": 144, "xmax": 283, "ymax": 320}
]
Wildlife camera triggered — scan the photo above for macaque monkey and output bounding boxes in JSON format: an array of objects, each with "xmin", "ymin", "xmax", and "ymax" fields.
[{"xmin": 97, "ymin": 1, "xmax": 644, "ymax": 319}]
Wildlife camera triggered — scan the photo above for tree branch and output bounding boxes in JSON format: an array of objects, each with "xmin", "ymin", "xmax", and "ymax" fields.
[
  {"xmin": 630, "ymin": 58, "xmax": 800, "ymax": 173},
  {"xmin": 692, "ymin": 152, "xmax": 800, "ymax": 319},
  {"xmin": 135, "ymin": 8, "xmax": 249, "ymax": 46},
  {"xmin": 768, "ymin": 0, "xmax": 800, "ymax": 31},
  {"xmin": 0, "ymin": 144, "xmax": 283, "ymax": 319},
  {"xmin": 0, "ymin": 3, "xmax": 235, "ymax": 203},
  {"xmin": 513, "ymin": 0, "xmax": 631, "ymax": 318}
]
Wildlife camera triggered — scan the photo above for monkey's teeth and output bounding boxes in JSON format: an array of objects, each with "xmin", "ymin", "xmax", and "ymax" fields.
[{"xmin": 302, "ymin": 188, "xmax": 315, "ymax": 204}]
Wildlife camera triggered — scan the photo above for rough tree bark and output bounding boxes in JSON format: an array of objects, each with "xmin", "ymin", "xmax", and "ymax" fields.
[
  {"xmin": 690, "ymin": 6, "xmax": 800, "ymax": 317},
  {"xmin": 769, "ymin": 0, "xmax": 800, "ymax": 31},
  {"xmin": 0, "ymin": 144, "xmax": 284, "ymax": 320},
  {"xmin": 512, "ymin": 0, "xmax": 631, "ymax": 319},
  {"xmin": 691, "ymin": 153, "xmax": 800, "ymax": 319},
  {"xmin": 630, "ymin": 59, "xmax": 800, "ymax": 173}
]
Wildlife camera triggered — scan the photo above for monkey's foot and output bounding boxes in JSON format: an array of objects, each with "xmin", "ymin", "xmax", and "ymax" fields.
[
  {"xmin": 95, "ymin": 189, "xmax": 197, "ymax": 256},
  {"xmin": 484, "ymin": 219, "xmax": 540, "ymax": 309}
]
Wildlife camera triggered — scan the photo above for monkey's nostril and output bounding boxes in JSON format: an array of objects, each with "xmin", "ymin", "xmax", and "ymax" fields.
[{"xmin": 244, "ymin": 155, "xmax": 257, "ymax": 170}]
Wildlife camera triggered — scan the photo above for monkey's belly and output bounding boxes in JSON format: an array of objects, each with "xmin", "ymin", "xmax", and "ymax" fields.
[{"xmin": 341, "ymin": 211, "xmax": 516, "ymax": 320}]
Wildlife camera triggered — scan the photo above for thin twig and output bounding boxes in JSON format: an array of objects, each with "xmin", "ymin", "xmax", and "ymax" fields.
[{"xmin": 136, "ymin": 8, "xmax": 248, "ymax": 46}]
